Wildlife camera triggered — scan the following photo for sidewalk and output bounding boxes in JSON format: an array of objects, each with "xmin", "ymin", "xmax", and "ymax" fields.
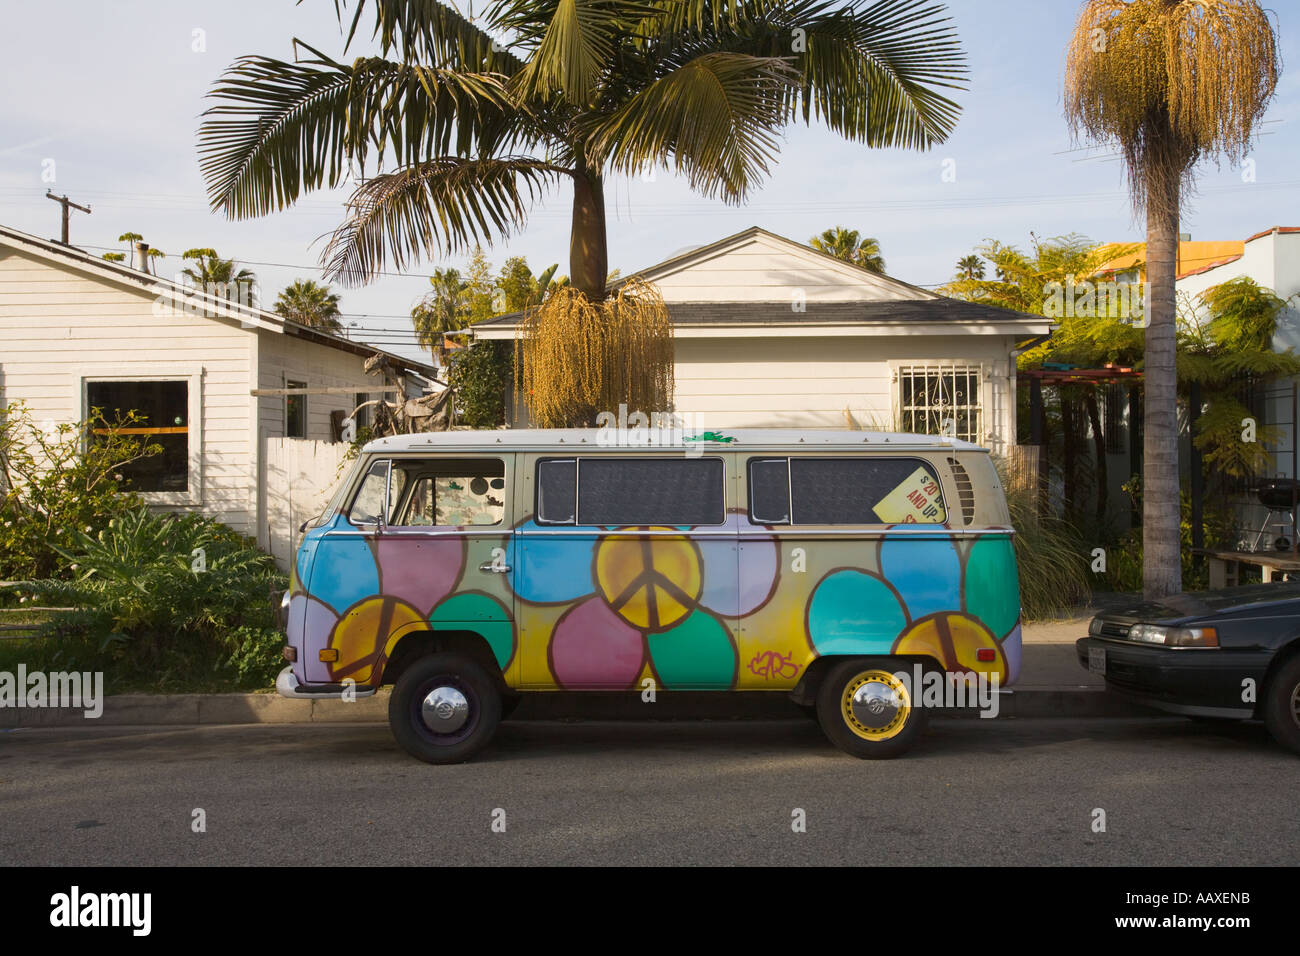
[{"xmin": 0, "ymin": 612, "xmax": 1155, "ymax": 727}]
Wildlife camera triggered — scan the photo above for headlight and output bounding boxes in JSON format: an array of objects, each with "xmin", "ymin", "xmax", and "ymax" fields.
[
  {"xmin": 1088, "ymin": 617, "xmax": 1105, "ymax": 636},
  {"xmin": 1127, "ymin": 623, "xmax": 1218, "ymax": 647}
]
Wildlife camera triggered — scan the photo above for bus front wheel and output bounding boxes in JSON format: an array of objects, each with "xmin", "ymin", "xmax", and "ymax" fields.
[
  {"xmin": 816, "ymin": 659, "xmax": 925, "ymax": 759},
  {"xmin": 389, "ymin": 652, "xmax": 502, "ymax": 764}
]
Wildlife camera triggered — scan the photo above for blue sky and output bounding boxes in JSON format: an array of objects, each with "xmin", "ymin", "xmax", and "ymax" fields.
[{"xmin": 2, "ymin": 0, "xmax": 1297, "ymax": 363}]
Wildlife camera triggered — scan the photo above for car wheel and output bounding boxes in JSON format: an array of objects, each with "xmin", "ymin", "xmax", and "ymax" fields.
[
  {"xmin": 816, "ymin": 658, "xmax": 925, "ymax": 759},
  {"xmin": 389, "ymin": 652, "xmax": 502, "ymax": 764},
  {"xmin": 1263, "ymin": 655, "xmax": 1300, "ymax": 755}
]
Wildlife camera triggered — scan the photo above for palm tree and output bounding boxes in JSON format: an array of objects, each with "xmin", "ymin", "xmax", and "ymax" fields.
[
  {"xmin": 1066, "ymin": 0, "xmax": 1279, "ymax": 599},
  {"xmin": 273, "ymin": 279, "xmax": 344, "ymax": 331},
  {"xmin": 810, "ymin": 226, "xmax": 886, "ymax": 273},
  {"xmin": 412, "ymin": 267, "xmax": 470, "ymax": 361},
  {"xmin": 180, "ymin": 248, "xmax": 258, "ymax": 305},
  {"xmin": 197, "ymin": 0, "xmax": 965, "ymax": 301},
  {"xmin": 955, "ymin": 254, "xmax": 984, "ymax": 280}
]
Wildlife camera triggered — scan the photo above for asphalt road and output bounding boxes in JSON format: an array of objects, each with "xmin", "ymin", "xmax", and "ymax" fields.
[{"xmin": 1, "ymin": 717, "xmax": 1296, "ymax": 866}]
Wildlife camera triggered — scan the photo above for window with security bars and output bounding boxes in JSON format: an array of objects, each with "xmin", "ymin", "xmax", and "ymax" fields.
[{"xmin": 896, "ymin": 364, "xmax": 984, "ymax": 443}]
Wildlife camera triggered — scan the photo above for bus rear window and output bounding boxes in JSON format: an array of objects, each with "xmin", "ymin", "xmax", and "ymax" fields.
[{"xmin": 748, "ymin": 457, "xmax": 947, "ymax": 525}]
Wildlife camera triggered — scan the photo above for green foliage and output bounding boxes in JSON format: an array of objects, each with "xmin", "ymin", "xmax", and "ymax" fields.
[
  {"xmin": 1101, "ymin": 480, "xmax": 1235, "ymax": 593},
  {"xmin": 810, "ymin": 227, "xmax": 885, "ymax": 273},
  {"xmin": 273, "ymin": 278, "xmax": 343, "ymax": 331},
  {"xmin": 448, "ymin": 341, "xmax": 513, "ymax": 428},
  {"xmin": 1180, "ymin": 277, "xmax": 1300, "ymax": 479},
  {"xmin": 198, "ymin": 0, "xmax": 968, "ymax": 290},
  {"xmin": 0, "ymin": 400, "xmax": 158, "ymax": 584},
  {"xmin": 412, "ymin": 266, "xmax": 470, "ymax": 356},
  {"xmin": 462, "ymin": 246, "xmax": 497, "ymax": 325},
  {"xmin": 1001, "ymin": 464, "xmax": 1092, "ymax": 619},
  {"xmin": 4, "ymin": 506, "xmax": 286, "ymax": 690},
  {"xmin": 180, "ymin": 248, "xmax": 257, "ymax": 304}
]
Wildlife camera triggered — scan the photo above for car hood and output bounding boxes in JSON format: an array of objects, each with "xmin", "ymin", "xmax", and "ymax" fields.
[{"xmin": 1098, "ymin": 581, "xmax": 1300, "ymax": 625}]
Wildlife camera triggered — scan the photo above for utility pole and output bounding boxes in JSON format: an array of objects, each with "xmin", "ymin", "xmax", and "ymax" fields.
[{"xmin": 45, "ymin": 191, "xmax": 91, "ymax": 245}]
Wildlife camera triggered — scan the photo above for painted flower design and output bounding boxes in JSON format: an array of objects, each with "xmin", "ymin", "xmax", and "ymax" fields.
[
  {"xmin": 804, "ymin": 532, "xmax": 1021, "ymax": 683},
  {"xmin": 289, "ymin": 520, "xmax": 514, "ymax": 684},
  {"xmin": 511, "ymin": 517, "xmax": 779, "ymax": 689}
]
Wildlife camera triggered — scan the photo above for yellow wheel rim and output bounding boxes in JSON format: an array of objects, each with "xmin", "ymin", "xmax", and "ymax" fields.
[{"xmin": 841, "ymin": 669, "xmax": 911, "ymax": 741}]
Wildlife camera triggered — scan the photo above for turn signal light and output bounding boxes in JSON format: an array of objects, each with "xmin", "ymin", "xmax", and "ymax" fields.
[
  {"xmin": 319, "ymin": 649, "xmax": 340, "ymax": 662},
  {"xmin": 282, "ymin": 646, "xmax": 297, "ymax": 662}
]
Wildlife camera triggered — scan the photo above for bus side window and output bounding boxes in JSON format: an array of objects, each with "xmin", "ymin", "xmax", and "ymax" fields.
[{"xmin": 347, "ymin": 459, "xmax": 390, "ymax": 526}]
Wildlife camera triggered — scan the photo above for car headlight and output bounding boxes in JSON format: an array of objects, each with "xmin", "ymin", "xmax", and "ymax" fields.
[
  {"xmin": 1127, "ymin": 623, "xmax": 1219, "ymax": 647},
  {"xmin": 1088, "ymin": 617, "xmax": 1105, "ymax": 636}
]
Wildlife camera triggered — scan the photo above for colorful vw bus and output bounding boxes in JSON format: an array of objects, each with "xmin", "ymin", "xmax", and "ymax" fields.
[{"xmin": 277, "ymin": 429, "xmax": 1021, "ymax": 762}]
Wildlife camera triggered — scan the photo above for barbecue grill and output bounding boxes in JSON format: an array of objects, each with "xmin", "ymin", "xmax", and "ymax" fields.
[{"xmin": 1251, "ymin": 478, "xmax": 1299, "ymax": 551}]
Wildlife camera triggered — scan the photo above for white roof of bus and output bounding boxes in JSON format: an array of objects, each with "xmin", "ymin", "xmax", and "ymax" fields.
[{"xmin": 363, "ymin": 428, "xmax": 987, "ymax": 454}]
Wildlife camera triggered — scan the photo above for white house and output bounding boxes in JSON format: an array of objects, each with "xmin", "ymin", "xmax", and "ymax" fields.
[
  {"xmin": 0, "ymin": 224, "xmax": 436, "ymax": 558},
  {"xmin": 472, "ymin": 227, "xmax": 1051, "ymax": 456}
]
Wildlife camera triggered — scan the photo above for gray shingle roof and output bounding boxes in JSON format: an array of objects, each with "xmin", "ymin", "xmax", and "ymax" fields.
[{"xmin": 474, "ymin": 298, "xmax": 1044, "ymax": 329}]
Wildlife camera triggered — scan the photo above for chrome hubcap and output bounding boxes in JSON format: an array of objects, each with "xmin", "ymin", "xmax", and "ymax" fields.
[
  {"xmin": 421, "ymin": 685, "xmax": 469, "ymax": 734},
  {"xmin": 850, "ymin": 681, "xmax": 902, "ymax": 730},
  {"xmin": 1290, "ymin": 683, "xmax": 1300, "ymax": 729}
]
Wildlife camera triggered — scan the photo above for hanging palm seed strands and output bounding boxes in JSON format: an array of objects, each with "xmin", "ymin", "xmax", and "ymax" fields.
[
  {"xmin": 1064, "ymin": 0, "xmax": 1279, "ymax": 217},
  {"xmin": 519, "ymin": 279, "xmax": 673, "ymax": 428}
]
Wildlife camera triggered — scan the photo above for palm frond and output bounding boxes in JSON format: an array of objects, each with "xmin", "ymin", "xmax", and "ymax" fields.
[
  {"xmin": 198, "ymin": 51, "xmax": 516, "ymax": 218},
  {"xmin": 500, "ymin": 0, "xmax": 662, "ymax": 104},
  {"xmin": 586, "ymin": 52, "xmax": 794, "ymax": 200},
  {"xmin": 322, "ymin": 157, "xmax": 570, "ymax": 285},
  {"xmin": 337, "ymin": 0, "xmax": 524, "ymax": 73},
  {"xmin": 648, "ymin": 0, "xmax": 967, "ymax": 148}
]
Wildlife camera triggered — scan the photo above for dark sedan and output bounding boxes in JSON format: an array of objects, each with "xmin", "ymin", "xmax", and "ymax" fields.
[{"xmin": 1077, "ymin": 582, "xmax": 1300, "ymax": 754}]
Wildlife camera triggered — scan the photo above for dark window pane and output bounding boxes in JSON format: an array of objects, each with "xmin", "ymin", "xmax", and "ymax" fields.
[
  {"xmin": 748, "ymin": 458, "xmax": 790, "ymax": 524},
  {"xmin": 286, "ymin": 380, "xmax": 307, "ymax": 438},
  {"xmin": 577, "ymin": 458, "xmax": 724, "ymax": 526},
  {"xmin": 790, "ymin": 457, "xmax": 947, "ymax": 525},
  {"xmin": 86, "ymin": 380, "xmax": 189, "ymax": 492},
  {"xmin": 537, "ymin": 458, "xmax": 577, "ymax": 524}
]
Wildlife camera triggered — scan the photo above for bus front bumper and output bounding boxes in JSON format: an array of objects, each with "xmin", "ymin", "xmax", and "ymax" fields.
[{"xmin": 275, "ymin": 665, "xmax": 378, "ymax": 700}]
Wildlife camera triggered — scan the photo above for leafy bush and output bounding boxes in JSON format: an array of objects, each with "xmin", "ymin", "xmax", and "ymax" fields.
[
  {"xmin": 5, "ymin": 506, "xmax": 286, "ymax": 690},
  {"xmin": 1100, "ymin": 480, "xmax": 1235, "ymax": 593},
  {"xmin": 448, "ymin": 340, "xmax": 513, "ymax": 428},
  {"xmin": 0, "ymin": 399, "xmax": 157, "ymax": 585}
]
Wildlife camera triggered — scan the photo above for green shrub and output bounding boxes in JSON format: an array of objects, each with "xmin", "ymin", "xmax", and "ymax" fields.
[
  {"xmin": 1005, "ymin": 480, "xmax": 1093, "ymax": 620},
  {"xmin": 1100, "ymin": 483, "xmax": 1235, "ymax": 593},
  {"xmin": 0, "ymin": 399, "xmax": 157, "ymax": 585},
  {"xmin": 448, "ymin": 341, "xmax": 513, "ymax": 428},
  {"xmin": 4, "ymin": 506, "xmax": 286, "ymax": 690}
]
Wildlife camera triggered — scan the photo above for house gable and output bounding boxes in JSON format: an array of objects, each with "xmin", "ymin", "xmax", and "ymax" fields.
[{"xmin": 626, "ymin": 226, "xmax": 940, "ymax": 304}]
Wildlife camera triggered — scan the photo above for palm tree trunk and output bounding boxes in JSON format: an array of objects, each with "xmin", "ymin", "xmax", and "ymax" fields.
[
  {"xmin": 1143, "ymin": 156, "xmax": 1182, "ymax": 598},
  {"xmin": 570, "ymin": 158, "xmax": 608, "ymax": 302}
]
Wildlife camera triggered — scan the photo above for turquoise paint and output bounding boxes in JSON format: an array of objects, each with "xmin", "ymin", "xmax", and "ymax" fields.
[{"xmin": 806, "ymin": 569, "xmax": 909, "ymax": 654}]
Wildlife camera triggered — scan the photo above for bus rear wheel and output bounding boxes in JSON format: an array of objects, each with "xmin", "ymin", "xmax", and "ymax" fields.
[
  {"xmin": 389, "ymin": 652, "xmax": 501, "ymax": 764},
  {"xmin": 816, "ymin": 659, "xmax": 925, "ymax": 759}
]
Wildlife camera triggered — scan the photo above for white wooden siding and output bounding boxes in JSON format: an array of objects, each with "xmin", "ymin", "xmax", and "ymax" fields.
[
  {"xmin": 671, "ymin": 335, "xmax": 1017, "ymax": 453},
  {"xmin": 645, "ymin": 233, "xmax": 937, "ymax": 304},
  {"xmin": 0, "ymin": 247, "xmax": 257, "ymax": 533}
]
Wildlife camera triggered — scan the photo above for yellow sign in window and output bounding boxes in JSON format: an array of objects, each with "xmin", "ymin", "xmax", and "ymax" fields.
[{"xmin": 872, "ymin": 466, "xmax": 946, "ymax": 524}]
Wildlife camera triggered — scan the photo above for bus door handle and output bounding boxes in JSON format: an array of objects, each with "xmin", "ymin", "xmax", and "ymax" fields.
[{"xmin": 479, "ymin": 561, "xmax": 512, "ymax": 573}]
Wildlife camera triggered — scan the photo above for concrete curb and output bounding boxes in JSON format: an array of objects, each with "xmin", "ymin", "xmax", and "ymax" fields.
[{"xmin": 0, "ymin": 686, "xmax": 1155, "ymax": 727}]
